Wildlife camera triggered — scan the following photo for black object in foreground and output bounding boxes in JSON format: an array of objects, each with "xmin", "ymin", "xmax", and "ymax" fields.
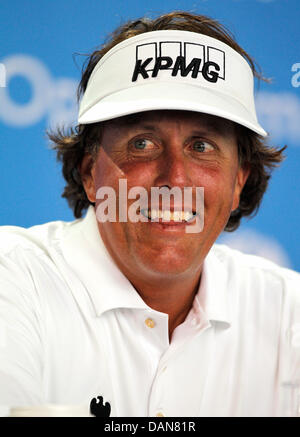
[{"xmin": 90, "ymin": 396, "xmax": 111, "ymax": 417}]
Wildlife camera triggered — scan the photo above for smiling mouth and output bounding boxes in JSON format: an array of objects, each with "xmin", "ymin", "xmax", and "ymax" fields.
[{"xmin": 140, "ymin": 208, "xmax": 197, "ymax": 223}]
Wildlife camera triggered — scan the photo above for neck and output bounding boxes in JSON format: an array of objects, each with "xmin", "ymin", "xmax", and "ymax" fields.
[
  {"xmin": 110, "ymin": 254, "xmax": 202, "ymax": 340},
  {"xmin": 132, "ymin": 272, "xmax": 202, "ymax": 340}
]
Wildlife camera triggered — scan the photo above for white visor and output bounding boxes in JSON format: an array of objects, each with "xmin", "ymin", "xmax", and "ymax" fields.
[{"xmin": 78, "ymin": 30, "xmax": 267, "ymax": 137}]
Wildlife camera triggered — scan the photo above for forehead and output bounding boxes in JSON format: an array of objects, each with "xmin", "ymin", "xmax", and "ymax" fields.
[{"xmin": 103, "ymin": 110, "xmax": 236, "ymax": 135}]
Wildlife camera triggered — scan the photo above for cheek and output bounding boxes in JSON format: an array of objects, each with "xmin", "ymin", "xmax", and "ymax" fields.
[
  {"xmin": 93, "ymin": 148, "xmax": 126, "ymax": 189},
  {"xmin": 189, "ymin": 162, "xmax": 220, "ymax": 191},
  {"xmin": 93, "ymin": 154, "xmax": 158, "ymax": 221},
  {"xmin": 120, "ymin": 161, "xmax": 158, "ymax": 189},
  {"xmin": 94, "ymin": 148, "xmax": 159, "ymax": 190},
  {"xmin": 189, "ymin": 162, "xmax": 238, "ymax": 207}
]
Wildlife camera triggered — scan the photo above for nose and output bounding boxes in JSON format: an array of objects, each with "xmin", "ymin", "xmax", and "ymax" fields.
[{"xmin": 154, "ymin": 147, "xmax": 192, "ymax": 189}]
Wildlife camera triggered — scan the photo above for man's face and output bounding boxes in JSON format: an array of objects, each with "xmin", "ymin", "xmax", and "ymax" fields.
[{"xmin": 81, "ymin": 110, "xmax": 249, "ymax": 280}]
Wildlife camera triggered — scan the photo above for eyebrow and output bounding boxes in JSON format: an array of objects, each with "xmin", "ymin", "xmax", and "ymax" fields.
[
  {"xmin": 125, "ymin": 122, "xmax": 229, "ymax": 137},
  {"xmin": 111, "ymin": 113, "xmax": 232, "ymax": 135},
  {"xmin": 133, "ymin": 124, "xmax": 157, "ymax": 131}
]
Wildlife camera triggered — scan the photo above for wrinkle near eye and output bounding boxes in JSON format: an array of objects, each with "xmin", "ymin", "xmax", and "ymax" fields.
[{"xmin": 102, "ymin": 147, "xmax": 129, "ymax": 167}]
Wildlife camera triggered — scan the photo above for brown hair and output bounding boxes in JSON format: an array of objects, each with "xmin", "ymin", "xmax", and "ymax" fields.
[{"xmin": 48, "ymin": 11, "xmax": 286, "ymax": 231}]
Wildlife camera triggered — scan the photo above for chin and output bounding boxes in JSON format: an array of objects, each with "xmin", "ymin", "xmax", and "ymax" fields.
[{"xmin": 137, "ymin": 252, "xmax": 198, "ymax": 278}]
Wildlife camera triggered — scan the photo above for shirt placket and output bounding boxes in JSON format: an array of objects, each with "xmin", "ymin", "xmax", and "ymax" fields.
[{"xmin": 147, "ymin": 311, "xmax": 212, "ymax": 417}]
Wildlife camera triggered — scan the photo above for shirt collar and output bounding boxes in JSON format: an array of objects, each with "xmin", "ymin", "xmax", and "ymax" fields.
[
  {"xmin": 195, "ymin": 248, "xmax": 232, "ymax": 327},
  {"xmin": 59, "ymin": 206, "xmax": 232, "ymax": 326},
  {"xmin": 59, "ymin": 206, "xmax": 149, "ymax": 317}
]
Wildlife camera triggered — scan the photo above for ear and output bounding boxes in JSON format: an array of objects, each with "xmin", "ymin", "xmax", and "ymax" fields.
[
  {"xmin": 231, "ymin": 164, "xmax": 250, "ymax": 212},
  {"xmin": 78, "ymin": 154, "xmax": 96, "ymax": 203}
]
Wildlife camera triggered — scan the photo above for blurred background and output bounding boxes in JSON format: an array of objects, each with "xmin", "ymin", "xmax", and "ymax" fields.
[{"xmin": 0, "ymin": 0, "xmax": 299, "ymax": 271}]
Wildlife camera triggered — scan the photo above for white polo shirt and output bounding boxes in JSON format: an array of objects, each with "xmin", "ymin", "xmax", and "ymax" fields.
[{"xmin": 0, "ymin": 206, "xmax": 299, "ymax": 417}]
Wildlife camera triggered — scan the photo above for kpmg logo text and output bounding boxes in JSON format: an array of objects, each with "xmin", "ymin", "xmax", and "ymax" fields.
[{"xmin": 132, "ymin": 41, "xmax": 225, "ymax": 83}]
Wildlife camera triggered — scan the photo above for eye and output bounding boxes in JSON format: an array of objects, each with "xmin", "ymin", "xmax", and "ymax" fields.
[
  {"xmin": 132, "ymin": 138, "xmax": 157, "ymax": 150},
  {"xmin": 191, "ymin": 140, "xmax": 214, "ymax": 153}
]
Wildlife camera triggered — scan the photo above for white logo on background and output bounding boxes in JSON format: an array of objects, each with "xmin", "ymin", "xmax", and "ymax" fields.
[
  {"xmin": 0, "ymin": 63, "xmax": 6, "ymax": 87},
  {"xmin": 0, "ymin": 54, "xmax": 77, "ymax": 127},
  {"xmin": 256, "ymin": 92, "xmax": 300, "ymax": 145},
  {"xmin": 291, "ymin": 63, "xmax": 300, "ymax": 88}
]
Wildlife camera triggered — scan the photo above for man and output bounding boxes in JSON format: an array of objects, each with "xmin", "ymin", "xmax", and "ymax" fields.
[{"xmin": 0, "ymin": 11, "xmax": 299, "ymax": 417}]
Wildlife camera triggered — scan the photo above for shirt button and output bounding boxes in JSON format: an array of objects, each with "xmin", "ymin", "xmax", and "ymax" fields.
[
  {"xmin": 156, "ymin": 412, "xmax": 164, "ymax": 417},
  {"xmin": 145, "ymin": 318, "xmax": 155, "ymax": 328}
]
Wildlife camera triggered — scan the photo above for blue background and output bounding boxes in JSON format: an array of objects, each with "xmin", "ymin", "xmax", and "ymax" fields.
[{"xmin": 0, "ymin": 0, "xmax": 299, "ymax": 271}]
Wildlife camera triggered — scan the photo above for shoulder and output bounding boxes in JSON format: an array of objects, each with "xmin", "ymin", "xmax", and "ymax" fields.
[
  {"xmin": 0, "ymin": 217, "xmax": 82, "ymax": 290},
  {"xmin": 210, "ymin": 244, "xmax": 300, "ymax": 338},
  {"xmin": 0, "ymin": 218, "xmax": 77, "ymax": 256},
  {"xmin": 211, "ymin": 243, "xmax": 300, "ymax": 300},
  {"xmin": 211, "ymin": 243, "xmax": 300, "ymax": 278}
]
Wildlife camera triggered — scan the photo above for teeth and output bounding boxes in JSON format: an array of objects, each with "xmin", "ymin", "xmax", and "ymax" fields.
[
  {"xmin": 145, "ymin": 209, "xmax": 195, "ymax": 222},
  {"xmin": 172, "ymin": 211, "xmax": 181, "ymax": 221},
  {"xmin": 141, "ymin": 209, "xmax": 150, "ymax": 219},
  {"xmin": 184, "ymin": 211, "xmax": 194, "ymax": 222},
  {"xmin": 163, "ymin": 210, "xmax": 171, "ymax": 221},
  {"xmin": 151, "ymin": 209, "xmax": 158, "ymax": 220}
]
